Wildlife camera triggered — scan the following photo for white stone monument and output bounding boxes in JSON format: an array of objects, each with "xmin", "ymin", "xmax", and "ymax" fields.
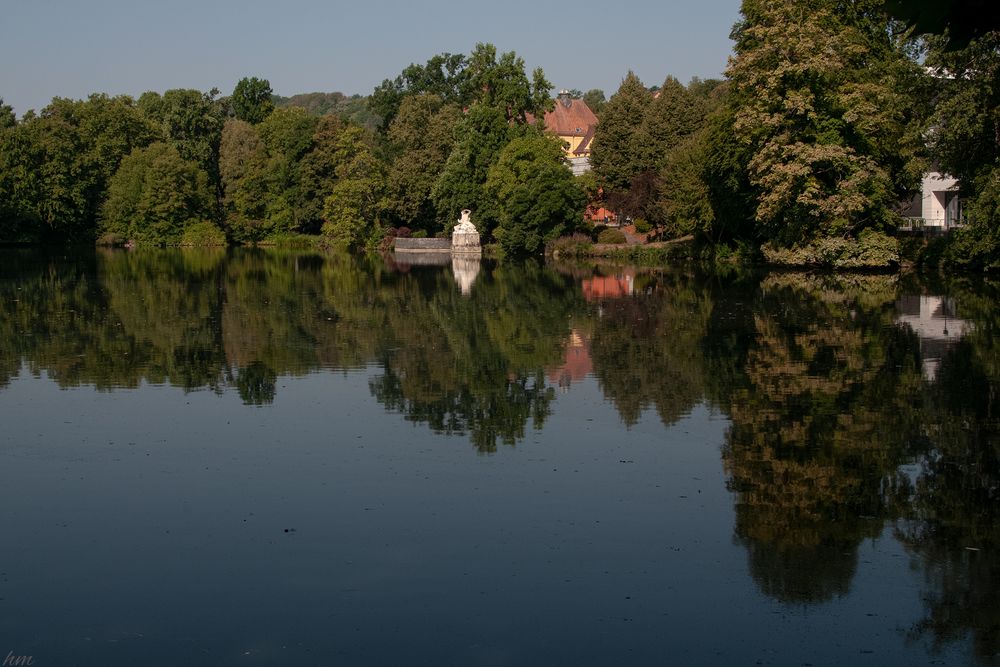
[{"xmin": 451, "ymin": 209, "xmax": 481, "ymax": 255}]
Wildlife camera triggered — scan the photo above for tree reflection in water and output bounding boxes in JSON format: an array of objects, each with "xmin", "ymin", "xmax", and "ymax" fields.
[{"xmin": 1, "ymin": 248, "xmax": 998, "ymax": 659}]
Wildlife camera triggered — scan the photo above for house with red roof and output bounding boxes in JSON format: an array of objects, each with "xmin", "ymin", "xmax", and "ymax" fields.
[{"xmin": 534, "ymin": 90, "xmax": 599, "ymax": 176}]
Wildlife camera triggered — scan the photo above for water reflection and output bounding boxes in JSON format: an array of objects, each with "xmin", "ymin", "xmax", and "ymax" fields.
[
  {"xmin": 710, "ymin": 273, "xmax": 919, "ymax": 603},
  {"xmin": 2, "ymin": 249, "xmax": 999, "ymax": 661},
  {"xmin": 896, "ymin": 294, "xmax": 972, "ymax": 380}
]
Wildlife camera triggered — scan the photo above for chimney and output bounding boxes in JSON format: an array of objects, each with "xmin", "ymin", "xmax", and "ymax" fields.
[{"xmin": 558, "ymin": 89, "xmax": 572, "ymax": 107}]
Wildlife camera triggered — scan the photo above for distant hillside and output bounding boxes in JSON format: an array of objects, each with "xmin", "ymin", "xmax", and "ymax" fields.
[{"xmin": 273, "ymin": 91, "xmax": 377, "ymax": 130}]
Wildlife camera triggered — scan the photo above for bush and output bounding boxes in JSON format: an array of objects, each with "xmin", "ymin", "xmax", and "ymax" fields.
[
  {"xmin": 761, "ymin": 231, "xmax": 899, "ymax": 269},
  {"xmin": 597, "ymin": 228, "xmax": 627, "ymax": 244},
  {"xmin": 547, "ymin": 233, "xmax": 594, "ymax": 258},
  {"xmin": 633, "ymin": 218, "xmax": 653, "ymax": 234},
  {"xmin": 180, "ymin": 220, "xmax": 227, "ymax": 247}
]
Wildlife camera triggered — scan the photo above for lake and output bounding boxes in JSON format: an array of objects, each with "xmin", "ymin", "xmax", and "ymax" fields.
[{"xmin": 0, "ymin": 247, "xmax": 997, "ymax": 666}]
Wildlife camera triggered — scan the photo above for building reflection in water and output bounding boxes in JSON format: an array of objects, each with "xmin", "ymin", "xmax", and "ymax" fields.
[
  {"xmin": 895, "ymin": 295, "xmax": 971, "ymax": 380},
  {"xmin": 546, "ymin": 329, "xmax": 592, "ymax": 392}
]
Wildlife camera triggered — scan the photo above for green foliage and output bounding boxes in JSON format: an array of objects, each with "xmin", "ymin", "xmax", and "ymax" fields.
[
  {"xmin": 700, "ymin": 105, "xmax": 757, "ymax": 242},
  {"xmin": 465, "ymin": 43, "xmax": 554, "ymax": 123},
  {"xmin": 296, "ymin": 115, "xmax": 347, "ymax": 234},
  {"xmin": 0, "ymin": 98, "xmax": 15, "ymax": 129},
  {"xmin": 632, "ymin": 76, "xmax": 704, "ymax": 175},
  {"xmin": 657, "ymin": 131, "xmax": 714, "ymax": 238},
  {"xmin": 138, "ymin": 88, "xmax": 225, "ymax": 187},
  {"xmin": 546, "ymin": 233, "xmax": 594, "ymax": 258},
  {"xmin": 633, "ymin": 218, "xmax": 653, "ymax": 234},
  {"xmin": 582, "ymin": 89, "xmax": 606, "ymax": 115},
  {"xmin": 180, "ymin": 220, "xmax": 228, "ymax": 246},
  {"xmin": 726, "ymin": 0, "xmax": 923, "ymax": 245},
  {"xmin": 370, "ymin": 52, "xmax": 470, "ymax": 130},
  {"xmin": 432, "ymin": 105, "xmax": 518, "ymax": 237},
  {"xmin": 273, "ymin": 91, "xmax": 374, "ymax": 128},
  {"xmin": 101, "ymin": 142, "xmax": 216, "ymax": 245},
  {"xmin": 760, "ymin": 230, "xmax": 900, "ymax": 268},
  {"xmin": 220, "ymin": 110, "xmax": 342, "ymax": 242},
  {"xmin": 231, "ymin": 77, "xmax": 274, "ymax": 124},
  {"xmin": 590, "ymin": 71, "xmax": 652, "ymax": 191},
  {"xmin": 0, "ymin": 94, "xmax": 160, "ymax": 241},
  {"xmin": 485, "ymin": 132, "xmax": 586, "ymax": 255},
  {"xmin": 257, "ymin": 106, "xmax": 317, "ymax": 160},
  {"xmin": 597, "ymin": 228, "xmax": 627, "ymax": 244},
  {"xmin": 384, "ymin": 94, "xmax": 462, "ymax": 231},
  {"xmin": 321, "ymin": 127, "xmax": 386, "ymax": 249},
  {"xmin": 219, "ymin": 118, "xmax": 269, "ymax": 242}
]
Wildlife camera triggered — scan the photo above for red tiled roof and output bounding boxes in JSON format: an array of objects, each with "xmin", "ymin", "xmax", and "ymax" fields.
[
  {"xmin": 528, "ymin": 98, "xmax": 599, "ymax": 137},
  {"xmin": 547, "ymin": 98, "xmax": 598, "ymax": 136}
]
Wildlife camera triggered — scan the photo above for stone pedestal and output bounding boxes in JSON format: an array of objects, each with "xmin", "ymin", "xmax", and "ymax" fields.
[{"xmin": 451, "ymin": 209, "xmax": 482, "ymax": 255}]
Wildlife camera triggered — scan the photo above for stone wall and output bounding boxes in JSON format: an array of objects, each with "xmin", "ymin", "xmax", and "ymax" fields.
[{"xmin": 394, "ymin": 238, "xmax": 451, "ymax": 252}]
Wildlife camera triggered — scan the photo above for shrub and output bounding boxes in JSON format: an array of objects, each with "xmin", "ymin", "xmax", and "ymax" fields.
[
  {"xmin": 633, "ymin": 218, "xmax": 653, "ymax": 234},
  {"xmin": 180, "ymin": 220, "xmax": 227, "ymax": 247},
  {"xmin": 597, "ymin": 228, "xmax": 627, "ymax": 244},
  {"xmin": 547, "ymin": 233, "xmax": 594, "ymax": 258},
  {"xmin": 761, "ymin": 231, "xmax": 899, "ymax": 268}
]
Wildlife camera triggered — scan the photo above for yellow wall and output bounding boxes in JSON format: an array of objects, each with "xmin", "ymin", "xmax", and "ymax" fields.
[{"xmin": 560, "ymin": 134, "xmax": 587, "ymax": 155}]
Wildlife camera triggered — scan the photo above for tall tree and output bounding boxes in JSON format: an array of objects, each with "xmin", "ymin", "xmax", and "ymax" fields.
[
  {"xmin": 0, "ymin": 94, "xmax": 159, "ymax": 241},
  {"xmin": 727, "ymin": 0, "xmax": 922, "ymax": 245},
  {"xmin": 432, "ymin": 105, "xmax": 518, "ymax": 236},
  {"xmin": 138, "ymin": 88, "xmax": 226, "ymax": 189},
  {"xmin": 322, "ymin": 127, "xmax": 386, "ymax": 249},
  {"xmin": 370, "ymin": 52, "xmax": 470, "ymax": 130},
  {"xmin": 100, "ymin": 142, "xmax": 216, "ymax": 245},
  {"xmin": 0, "ymin": 98, "xmax": 14, "ymax": 129},
  {"xmin": 219, "ymin": 118, "xmax": 270, "ymax": 242},
  {"xmin": 582, "ymin": 89, "xmax": 606, "ymax": 115},
  {"xmin": 633, "ymin": 76, "xmax": 704, "ymax": 175},
  {"xmin": 465, "ymin": 43, "xmax": 554, "ymax": 124},
  {"xmin": 231, "ymin": 76, "xmax": 274, "ymax": 124},
  {"xmin": 297, "ymin": 115, "xmax": 347, "ymax": 234},
  {"xmin": 430, "ymin": 44, "xmax": 554, "ymax": 239},
  {"xmin": 485, "ymin": 131, "xmax": 586, "ymax": 255},
  {"xmin": 590, "ymin": 71, "xmax": 652, "ymax": 192},
  {"xmin": 924, "ymin": 32, "xmax": 1000, "ymax": 267},
  {"xmin": 384, "ymin": 94, "xmax": 462, "ymax": 231}
]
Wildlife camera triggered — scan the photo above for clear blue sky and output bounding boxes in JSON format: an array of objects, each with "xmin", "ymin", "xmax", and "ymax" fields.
[{"xmin": 1, "ymin": 0, "xmax": 742, "ymax": 116}]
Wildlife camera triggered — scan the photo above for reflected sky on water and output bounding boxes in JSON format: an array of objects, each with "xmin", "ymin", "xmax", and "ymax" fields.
[{"xmin": 0, "ymin": 248, "xmax": 996, "ymax": 665}]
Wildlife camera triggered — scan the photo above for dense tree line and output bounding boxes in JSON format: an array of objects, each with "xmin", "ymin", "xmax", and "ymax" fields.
[
  {"xmin": 586, "ymin": 0, "xmax": 1000, "ymax": 269},
  {"xmin": 0, "ymin": 43, "xmax": 587, "ymax": 255},
  {"xmin": 2, "ymin": 8, "xmax": 999, "ymax": 265}
]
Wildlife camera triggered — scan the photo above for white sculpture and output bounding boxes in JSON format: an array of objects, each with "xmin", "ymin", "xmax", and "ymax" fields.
[
  {"xmin": 455, "ymin": 209, "xmax": 476, "ymax": 232},
  {"xmin": 451, "ymin": 208, "xmax": 482, "ymax": 255}
]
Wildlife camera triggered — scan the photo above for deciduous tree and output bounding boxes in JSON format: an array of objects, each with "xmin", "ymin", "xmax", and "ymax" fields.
[
  {"xmin": 590, "ymin": 72, "xmax": 652, "ymax": 192},
  {"xmin": 727, "ymin": 0, "xmax": 922, "ymax": 244},
  {"xmin": 100, "ymin": 142, "xmax": 217, "ymax": 245},
  {"xmin": 322, "ymin": 127, "xmax": 386, "ymax": 249},
  {"xmin": 485, "ymin": 131, "xmax": 586, "ymax": 255},
  {"xmin": 384, "ymin": 94, "xmax": 462, "ymax": 231},
  {"xmin": 231, "ymin": 76, "xmax": 274, "ymax": 124}
]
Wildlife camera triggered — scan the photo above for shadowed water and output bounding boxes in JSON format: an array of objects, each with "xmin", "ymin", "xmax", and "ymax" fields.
[{"xmin": 0, "ymin": 248, "xmax": 997, "ymax": 665}]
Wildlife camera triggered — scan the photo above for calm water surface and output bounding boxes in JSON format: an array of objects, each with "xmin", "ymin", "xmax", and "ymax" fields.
[{"xmin": 0, "ymin": 248, "xmax": 997, "ymax": 666}]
